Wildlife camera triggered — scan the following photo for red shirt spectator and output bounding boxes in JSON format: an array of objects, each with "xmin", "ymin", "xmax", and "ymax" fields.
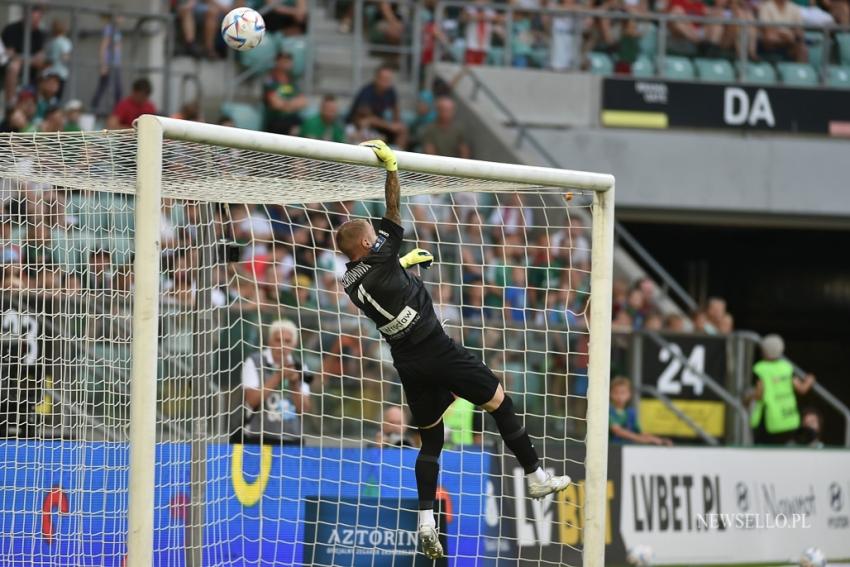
[
  {"xmin": 107, "ymin": 78, "xmax": 156, "ymax": 129},
  {"xmin": 669, "ymin": 0, "xmax": 707, "ymax": 16}
]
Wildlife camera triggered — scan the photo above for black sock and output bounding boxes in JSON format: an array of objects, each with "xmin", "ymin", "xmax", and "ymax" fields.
[
  {"xmin": 488, "ymin": 395, "xmax": 540, "ymax": 474},
  {"xmin": 416, "ymin": 421, "xmax": 445, "ymax": 510}
]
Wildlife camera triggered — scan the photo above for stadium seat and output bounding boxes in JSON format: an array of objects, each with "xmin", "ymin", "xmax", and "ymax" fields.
[
  {"xmin": 739, "ymin": 61, "xmax": 778, "ymax": 85},
  {"xmin": 837, "ymin": 33, "xmax": 850, "ymax": 66},
  {"xmin": 826, "ymin": 65, "xmax": 850, "ymax": 88},
  {"xmin": 631, "ymin": 56, "xmax": 655, "ymax": 78},
  {"xmin": 238, "ymin": 30, "xmax": 282, "ymax": 75},
  {"xmin": 220, "ymin": 102, "xmax": 264, "ymax": 131},
  {"xmin": 588, "ymin": 52, "xmax": 614, "ymax": 75},
  {"xmin": 487, "ymin": 46, "xmax": 505, "ymax": 66},
  {"xmin": 661, "ymin": 56, "xmax": 695, "ymax": 80},
  {"xmin": 694, "ymin": 58, "xmax": 735, "ymax": 82},
  {"xmin": 805, "ymin": 31, "xmax": 825, "ymax": 69},
  {"xmin": 638, "ymin": 24, "xmax": 658, "ymax": 58},
  {"xmin": 776, "ymin": 62, "xmax": 819, "ymax": 87}
]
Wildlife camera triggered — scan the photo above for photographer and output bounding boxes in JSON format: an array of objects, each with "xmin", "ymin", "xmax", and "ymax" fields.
[{"xmin": 237, "ymin": 319, "xmax": 313, "ymax": 444}]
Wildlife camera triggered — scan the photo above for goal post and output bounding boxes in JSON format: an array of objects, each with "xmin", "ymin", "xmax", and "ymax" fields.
[
  {"xmin": 0, "ymin": 116, "xmax": 613, "ymax": 567},
  {"xmin": 130, "ymin": 115, "xmax": 616, "ymax": 567}
]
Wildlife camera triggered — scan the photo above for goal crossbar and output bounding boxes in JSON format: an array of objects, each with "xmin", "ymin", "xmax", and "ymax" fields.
[{"xmin": 128, "ymin": 115, "xmax": 615, "ymax": 567}]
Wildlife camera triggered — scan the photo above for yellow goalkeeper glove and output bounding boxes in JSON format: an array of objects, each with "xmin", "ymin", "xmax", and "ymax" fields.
[
  {"xmin": 359, "ymin": 139, "xmax": 398, "ymax": 172},
  {"xmin": 399, "ymin": 248, "xmax": 433, "ymax": 270}
]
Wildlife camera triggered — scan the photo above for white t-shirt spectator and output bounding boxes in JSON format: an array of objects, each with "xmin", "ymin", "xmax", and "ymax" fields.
[
  {"xmin": 464, "ymin": 6, "xmax": 497, "ymax": 52},
  {"xmin": 487, "ymin": 205, "xmax": 533, "ymax": 236}
]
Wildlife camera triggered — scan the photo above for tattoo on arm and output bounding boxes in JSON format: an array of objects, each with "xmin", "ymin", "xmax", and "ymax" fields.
[{"xmin": 384, "ymin": 170, "xmax": 401, "ymax": 225}]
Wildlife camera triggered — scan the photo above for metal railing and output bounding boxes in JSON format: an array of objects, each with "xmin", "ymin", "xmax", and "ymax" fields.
[
  {"xmin": 434, "ymin": 0, "xmax": 850, "ymax": 85},
  {"xmin": 0, "ymin": 0, "xmax": 177, "ymax": 114}
]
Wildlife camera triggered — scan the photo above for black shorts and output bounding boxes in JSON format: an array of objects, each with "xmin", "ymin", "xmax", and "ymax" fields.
[{"xmin": 392, "ymin": 331, "xmax": 500, "ymax": 427}]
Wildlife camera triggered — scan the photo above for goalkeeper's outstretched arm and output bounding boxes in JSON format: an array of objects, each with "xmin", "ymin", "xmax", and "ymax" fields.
[
  {"xmin": 360, "ymin": 140, "xmax": 401, "ymax": 225},
  {"xmin": 384, "ymin": 170, "xmax": 401, "ymax": 226}
]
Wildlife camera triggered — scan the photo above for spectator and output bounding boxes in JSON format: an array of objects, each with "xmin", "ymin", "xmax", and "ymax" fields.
[
  {"xmin": 612, "ymin": 310, "xmax": 633, "ymax": 332},
  {"xmin": 374, "ymin": 405, "xmax": 417, "ymax": 447},
  {"xmin": 624, "ymin": 287, "xmax": 646, "ymax": 328},
  {"xmin": 298, "ymin": 95, "xmax": 345, "ymax": 142},
  {"xmin": 691, "ymin": 309, "xmax": 716, "ymax": 334},
  {"xmin": 795, "ymin": 407, "xmax": 824, "ymax": 448},
  {"xmin": 84, "ymin": 248, "xmax": 113, "ymax": 291},
  {"xmin": 63, "ymin": 99, "xmax": 83, "ymax": 131},
  {"xmin": 461, "ymin": 0, "xmax": 500, "ymax": 64},
  {"xmin": 263, "ymin": 53, "xmax": 307, "ymax": 136},
  {"xmin": 706, "ymin": 0, "xmax": 758, "ymax": 60},
  {"xmin": 664, "ymin": 313, "xmax": 687, "ymax": 332},
  {"xmin": 407, "ymin": 90, "xmax": 436, "ymax": 150},
  {"xmin": 107, "ymin": 78, "xmax": 156, "ymax": 129},
  {"xmin": 345, "ymin": 105, "xmax": 383, "ymax": 144},
  {"xmin": 504, "ymin": 266, "xmax": 528, "ymax": 322},
  {"xmin": 34, "ymin": 71, "xmax": 60, "ymax": 122},
  {"xmin": 433, "ymin": 283, "xmax": 462, "ymax": 325},
  {"xmin": 171, "ymin": 101, "xmax": 202, "ymax": 122},
  {"xmin": 39, "ymin": 105, "xmax": 64, "ymax": 132},
  {"xmin": 346, "ymin": 65, "xmax": 408, "ymax": 148},
  {"xmin": 706, "ymin": 296, "xmax": 727, "ymax": 329},
  {"xmin": 421, "ymin": 97, "xmax": 471, "ymax": 158},
  {"xmin": 91, "ymin": 12, "xmax": 123, "ymax": 115},
  {"xmin": 264, "ymin": 0, "xmax": 309, "ymax": 37},
  {"xmin": 609, "ymin": 376, "xmax": 672, "ymax": 445},
  {"xmin": 2, "ymin": 4, "xmax": 47, "ymax": 104},
  {"xmin": 178, "ymin": 0, "xmax": 227, "ymax": 58},
  {"xmin": 666, "ymin": 0, "xmax": 711, "ymax": 55},
  {"xmin": 758, "ymin": 0, "xmax": 807, "ymax": 62},
  {"xmin": 546, "ymin": 0, "xmax": 581, "ymax": 71},
  {"xmin": 0, "ymin": 106, "xmax": 30, "ymax": 133},
  {"xmin": 747, "ymin": 334, "xmax": 815, "ymax": 444},
  {"xmin": 644, "ymin": 311, "xmax": 663, "ymax": 331},
  {"xmin": 43, "ymin": 19, "xmax": 71, "ymax": 98},
  {"xmin": 239, "ymin": 319, "xmax": 314, "ymax": 444},
  {"xmin": 717, "ymin": 313, "xmax": 734, "ymax": 334},
  {"xmin": 369, "ymin": 1, "xmax": 404, "ymax": 47}
]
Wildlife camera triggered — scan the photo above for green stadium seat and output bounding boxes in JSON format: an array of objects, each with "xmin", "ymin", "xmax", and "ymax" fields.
[
  {"xmin": 661, "ymin": 56, "xmax": 695, "ymax": 80},
  {"xmin": 739, "ymin": 61, "xmax": 778, "ymax": 85},
  {"xmin": 826, "ymin": 65, "xmax": 850, "ymax": 88},
  {"xmin": 638, "ymin": 24, "xmax": 658, "ymax": 58},
  {"xmin": 220, "ymin": 102, "xmax": 264, "ymax": 131},
  {"xmin": 238, "ymin": 30, "xmax": 282, "ymax": 75},
  {"xmin": 588, "ymin": 52, "xmax": 614, "ymax": 75},
  {"xmin": 631, "ymin": 55, "xmax": 655, "ymax": 78},
  {"xmin": 694, "ymin": 58, "xmax": 735, "ymax": 82},
  {"xmin": 776, "ymin": 62, "xmax": 818, "ymax": 87},
  {"xmin": 805, "ymin": 31, "xmax": 825, "ymax": 69},
  {"xmin": 487, "ymin": 46, "xmax": 505, "ymax": 66},
  {"xmin": 837, "ymin": 33, "xmax": 850, "ymax": 66}
]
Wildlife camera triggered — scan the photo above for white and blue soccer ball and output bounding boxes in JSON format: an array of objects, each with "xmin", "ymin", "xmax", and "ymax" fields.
[
  {"xmin": 221, "ymin": 7, "xmax": 265, "ymax": 51},
  {"xmin": 799, "ymin": 547, "xmax": 827, "ymax": 567},
  {"xmin": 626, "ymin": 544, "xmax": 654, "ymax": 567}
]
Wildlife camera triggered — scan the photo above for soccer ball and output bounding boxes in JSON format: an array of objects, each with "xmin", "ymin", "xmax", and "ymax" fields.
[
  {"xmin": 626, "ymin": 544, "xmax": 654, "ymax": 566},
  {"xmin": 799, "ymin": 547, "xmax": 827, "ymax": 567},
  {"xmin": 220, "ymin": 7, "xmax": 265, "ymax": 51}
]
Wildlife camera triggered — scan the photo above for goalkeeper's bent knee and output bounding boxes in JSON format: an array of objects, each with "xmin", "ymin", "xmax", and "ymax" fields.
[{"xmin": 488, "ymin": 395, "xmax": 540, "ymax": 474}]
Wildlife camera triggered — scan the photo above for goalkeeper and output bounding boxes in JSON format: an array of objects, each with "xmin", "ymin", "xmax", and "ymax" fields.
[{"xmin": 336, "ymin": 140, "xmax": 570, "ymax": 560}]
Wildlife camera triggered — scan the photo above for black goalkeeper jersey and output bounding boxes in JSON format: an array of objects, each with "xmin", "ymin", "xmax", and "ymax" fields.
[{"xmin": 342, "ymin": 217, "xmax": 439, "ymax": 352}]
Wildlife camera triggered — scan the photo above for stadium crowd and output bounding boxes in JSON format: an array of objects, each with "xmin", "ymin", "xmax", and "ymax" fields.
[{"xmin": 0, "ymin": 1, "xmax": 829, "ymax": 448}]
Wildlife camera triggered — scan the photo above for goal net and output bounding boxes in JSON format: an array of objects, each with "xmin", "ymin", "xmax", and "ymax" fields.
[{"xmin": 0, "ymin": 119, "xmax": 613, "ymax": 567}]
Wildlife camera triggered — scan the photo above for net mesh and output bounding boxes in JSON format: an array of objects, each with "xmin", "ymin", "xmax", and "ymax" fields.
[{"xmin": 0, "ymin": 130, "xmax": 598, "ymax": 566}]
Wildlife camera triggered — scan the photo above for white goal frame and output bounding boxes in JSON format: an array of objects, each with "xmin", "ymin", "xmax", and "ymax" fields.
[{"xmin": 129, "ymin": 115, "xmax": 615, "ymax": 567}]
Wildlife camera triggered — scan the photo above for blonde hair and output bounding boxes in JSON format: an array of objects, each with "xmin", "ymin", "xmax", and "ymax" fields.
[
  {"xmin": 611, "ymin": 376, "xmax": 632, "ymax": 390},
  {"xmin": 268, "ymin": 319, "xmax": 298, "ymax": 347}
]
